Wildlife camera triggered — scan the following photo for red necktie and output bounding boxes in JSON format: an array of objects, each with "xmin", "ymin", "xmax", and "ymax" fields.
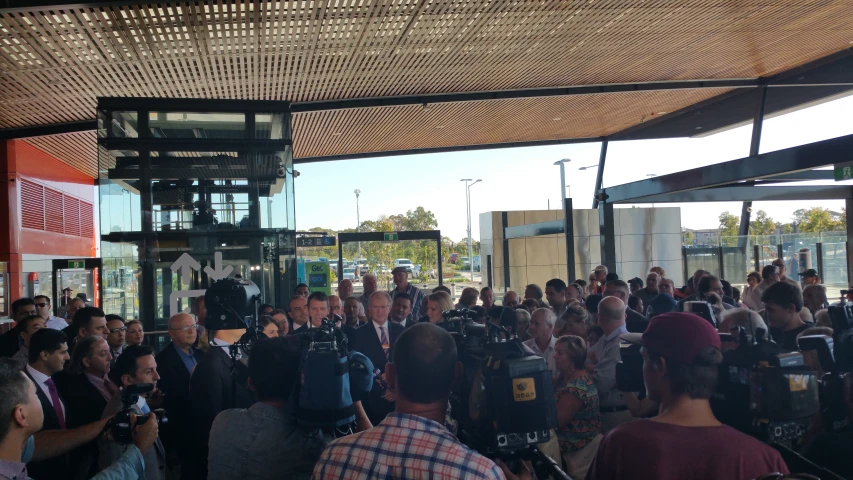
[
  {"xmin": 104, "ymin": 377, "xmax": 119, "ymax": 397},
  {"xmin": 44, "ymin": 378, "xmax": 66, "ymax": 429}
]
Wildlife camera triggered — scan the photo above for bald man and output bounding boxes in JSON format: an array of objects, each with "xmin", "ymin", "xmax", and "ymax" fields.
[
  {"xmin": 503, "ymin": 290, "xmax": 520, "ymax": 309},
  {"xmin": 156, "ymin": 313, "xmax": 204, "ymax": 471},
  {"xmin": 587, "ymin": 296, "xmax": 633, "ymax": 432}
]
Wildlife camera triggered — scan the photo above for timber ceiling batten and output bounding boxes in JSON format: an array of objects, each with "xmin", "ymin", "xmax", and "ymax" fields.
[{"xmin": 0, "ymin": 1, "xmax": 847, "ymax": 173}]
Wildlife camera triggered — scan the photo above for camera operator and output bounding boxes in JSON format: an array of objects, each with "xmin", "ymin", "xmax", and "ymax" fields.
[
  {"xmin": 313, "ymin": 323, "xmax": 504, "ymax": 480},
  {"xmin": 717, "ymin": 308, "xmax": 768, "ymax": 350},
  {"xmin": 802, "ymin": 373, "xmax": 853, "ymax": 478},
  {"xmin": 585, "ymin": 313, "xmax": 788, "ymax": 479},
  {"xmin": 0, "ymin": 358, "xmax": 159, "ymax": 480},
  {"xmin": 760, "ymin": 282, "xmax": 810, "ymax": 351},
  {"xmin": 208, "ymin": 336, "xmax": 370, "ymax": 479},
  {"xmin": 586, "ymin": 296, "xmax": 634, "ymax": 433},
  {"xmin": 98, "ymin": 345, "xmax": 165, "ymax": 480}
]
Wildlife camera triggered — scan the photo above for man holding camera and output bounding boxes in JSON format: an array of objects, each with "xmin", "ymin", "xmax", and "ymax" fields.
[
  {"xmin": 313, "ymin": 323, "xmax": 503, "ymax": 479},
  {"xmin": 98, "ymin": 345, "xmax": 165, "ymax": 480},
  {"xmin": 585, "ymin": 312, "xmax": 788, "ymax": 479}
]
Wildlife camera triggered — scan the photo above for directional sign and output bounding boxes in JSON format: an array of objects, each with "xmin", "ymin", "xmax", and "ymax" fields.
[
  {"xmin": 170, "ymin": 252, "xmax": 201, "ymax": 284},
  {"xmin": 68, "ymin": 260, "xmax": 85, "ymax": 269},
  {"xmin": 204, "ymin": 251, "xmax": 234, "ymax": 281},
  {"xmin": 297, "ymin": 236, "xmax": 336, "ymax": 247},
  {"xmin": 835, "ymin": 162, "xmax": 853, "ymax": 181},
  {"xmin": 383, "ymin": 233, "xmax": 399, "ymax": 242},
  {"xmin": 167, "ymin": 251, "xmax": 233, "ymax": 315}
]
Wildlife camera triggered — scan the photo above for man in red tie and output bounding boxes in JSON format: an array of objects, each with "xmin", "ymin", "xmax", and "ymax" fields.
[{"xmin": 24, "ymin": 328, "xmax": 71, "ymax": 479}]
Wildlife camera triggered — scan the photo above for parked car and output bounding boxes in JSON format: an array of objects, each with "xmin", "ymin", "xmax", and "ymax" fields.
[
  {"xmin": 394, "ymin": 258, "xmax": 415, "ymax": 274},
  {"xmin": 342, "ymin": 267, "xmax": 359, "ymax": 282}
]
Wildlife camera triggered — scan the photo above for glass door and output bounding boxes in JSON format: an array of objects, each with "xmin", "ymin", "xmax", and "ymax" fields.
[{"xmin": 52, "ymin": 258, "xmax": 103, "ymax": 314}]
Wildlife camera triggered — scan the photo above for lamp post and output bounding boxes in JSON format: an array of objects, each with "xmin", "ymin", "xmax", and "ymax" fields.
[
  {"xmin": 461, "ymin": 178, "xmax": 482, "ymax": 281},
  {"xmin": 554, "ymin": 159, "xmax": 571, "ymax": 206},
  {"xmin": 354, "ymin": 189, "xmax": 361, "ymax": 259},
  {"xmin": 578, "ymin": 164, "xmax": 599, "ymax": 171}
]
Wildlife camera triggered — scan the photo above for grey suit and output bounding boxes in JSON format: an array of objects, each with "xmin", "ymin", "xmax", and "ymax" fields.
[{"xmin": 98, "ymin": 392, "xmax": 166, "ymax": 480}]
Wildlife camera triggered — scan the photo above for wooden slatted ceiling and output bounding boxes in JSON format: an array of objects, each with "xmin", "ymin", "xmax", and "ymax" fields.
[
  {"xmin": 0, "ymin": 1, "xmax": 852, "ymax": 131},
  {"xmin": 23, "ymin": 131, "xmax": 99, "ymax": 178}
]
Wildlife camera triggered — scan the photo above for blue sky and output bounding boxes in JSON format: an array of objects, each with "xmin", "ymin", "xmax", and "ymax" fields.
[{"xmin": 295, "ymin": 92, "xmax": 853, "ymax": 241}]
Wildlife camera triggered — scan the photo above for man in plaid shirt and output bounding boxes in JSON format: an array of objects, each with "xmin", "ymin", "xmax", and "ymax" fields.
[
  {"xmin": 390, "ymin": 267, "xmax": 426, "ymax": 323},
  {"xmin": 312, "ymin": 323, "xmax": 505, "ymax": 479}
]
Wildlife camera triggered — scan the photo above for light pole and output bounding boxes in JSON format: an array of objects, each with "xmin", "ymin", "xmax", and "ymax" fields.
[
  {"xmin": 354, "ymin": 189, "xmax": 361, "ymax": 259},
  {"xmin": 554, "ymin": 158, "xmax": 571, "ymax": 207},
  {"xmin": 461, "ymin": 178, "xmax": 482, "ymax": 281},
  {"xmin": 578, "ymin": 164, "xmax": 599, "ymax": 171}
]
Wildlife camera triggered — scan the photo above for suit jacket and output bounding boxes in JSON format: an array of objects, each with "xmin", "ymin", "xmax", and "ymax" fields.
[
  {"xmin": 188, "ymin": 345, "xmax": 253, "ymax": 480},
  {"xmin": 0, "ymin": 328, "xmax": 21, "ymax": 358},
  {"xmin": 99, "ymin": 393, "xmax": 166, "ymax": 480},
  {"xmin": 348, "ymin": 320, "xmax": 404, "ymax": 425},
  {"xmin": 154, "ymin": 342, "xmax": 203, "ymax": 453},
  {"xmin": 24, "ymin": 369, "xmax": 71, "ymax": 480},
  {"xmin": 53, "ymin": 371, "xmax": 109, "ymax": 479}
]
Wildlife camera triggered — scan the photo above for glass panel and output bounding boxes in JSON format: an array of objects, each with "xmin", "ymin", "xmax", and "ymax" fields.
[
  {"xmin": 820, "ymin": 232, "xmax": 848, "ymax": 299},
  {"xmin": 760, "ymin": 90, "xmax": 853, "ymax": 155},
  {"xmin": 683, "ymin": 247, "xmax": 721, "ymax": 279},
  {"xmin": 102, "ymin": 241, "xmax": 139, "ymax": 320},
  {"xmin": 98, "ymin": 111, "xmax": 139, "ymax": 138},
  {"xmin": 782, "ymin": 233, "xmax": 821, "ymax": 279},
  {"xmin": 751, "ymin": 234, "xmax": 781, "ymax": 268},
  {"xmin": 149, "ymin": 112, "xmax": 246, "ymax": 139},
  {"xmin": 0, "ymin": 262, "xmax": 7, "ymax": 316},
  {"xmin": 255, "ymin": 113, "xmax": 290, "ymax": 140}
]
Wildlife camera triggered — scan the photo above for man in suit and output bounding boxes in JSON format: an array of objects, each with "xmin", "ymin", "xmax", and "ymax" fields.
[
  {"xmin": 24, "ymin": 328, "xmax": 71, "ymax": 479},
  {"xmin": 349, "ymin": 291, "xmax": 404, "ymax": 425},
  {"xmin": 11, "ymin": 315, "xmax": 46, "ymax": 368},
  {"xmin": 390, "ymin": 294, "xmax": 413, "ymax": 329},
  {"xmin": 188, "ymin": 326, "xmax": 252, "ymax": 480},
  {"xmin": 61, "ymin": 307, "xmax": 108, "ymax": 351},
  {"xmin": 0, "ymin": 298, "xmax": 37, "ymax": 358},
  {"xmin": 288, "ymin": 295, "xmax": 310, "ymax": 334},
  {"xmin": 155, "ymin": 313, "xmax": 202, "ymax": 473},
  {"xmin": 98, "ymin": 345, "xmax": 166, "ymax": 480}
]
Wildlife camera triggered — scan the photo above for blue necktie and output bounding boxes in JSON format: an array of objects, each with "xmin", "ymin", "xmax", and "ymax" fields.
[{"xmin": 140, "ymin": 402, "xmax": 151, "ymax": 414}]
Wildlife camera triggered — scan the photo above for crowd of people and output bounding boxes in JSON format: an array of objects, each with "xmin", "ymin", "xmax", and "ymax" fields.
[{"xmin": 0, "ymin": 258, "xmax": 840, "ymax": 479}]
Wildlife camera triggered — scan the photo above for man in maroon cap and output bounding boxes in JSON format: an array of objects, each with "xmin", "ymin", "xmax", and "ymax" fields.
[{"xmin": 585, "ymin": 312, "xmax": 788, "ymax": 480}]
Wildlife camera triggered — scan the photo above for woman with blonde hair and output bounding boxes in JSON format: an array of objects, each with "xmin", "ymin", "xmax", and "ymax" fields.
[{"xmin": 423, "ymin": 291, "xmax": 454, "ymax": 323}]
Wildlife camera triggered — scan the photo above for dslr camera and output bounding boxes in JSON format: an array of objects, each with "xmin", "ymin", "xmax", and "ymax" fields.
[{"xmin": 109, "ymin": 383, "xmax": 167, "ymax": 444}]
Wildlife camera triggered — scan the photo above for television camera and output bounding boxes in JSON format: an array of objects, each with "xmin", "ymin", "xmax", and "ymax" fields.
[{"xmin": 437, "ymin": 309, "xmax": 567, "ymax": 480}]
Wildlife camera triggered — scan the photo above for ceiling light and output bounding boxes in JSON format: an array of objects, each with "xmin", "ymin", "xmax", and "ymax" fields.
[{"xmin": 552, "ymin": 117, "xmax": 561, "ymax": 121}]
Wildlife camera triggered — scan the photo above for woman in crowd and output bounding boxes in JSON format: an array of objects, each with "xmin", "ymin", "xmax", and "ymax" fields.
[
  {"xmin": 555, "ymin": 304, "xmax": 591, "ymax": 339},
  {"xmin": 423, "ymin": 291, "xmax": 454, "ymax": 323},
  {"xmin": 574, "ymin": 279, "xmax": 588, "ymax": 299},
  {"xmin": 259, "ymin": 315, "xmax": 280, "ymax": 338},
  {"xmin": 553, "ymin": 335, "xmax": 601, "ymax": 479},
  {"xmin": 803, "ymin": 284, "xmax": 828, "ymax": 316},
  {"xmin": 515, "ymin": 308, "xmax": 532, "ymax": 341},
  {"xmin": 743, "ymin": 271, "xmax": 761, "ymax": 300},
  {"xmin": 125, "ymin": 320, "xmax": 145, "ymax": 346}
]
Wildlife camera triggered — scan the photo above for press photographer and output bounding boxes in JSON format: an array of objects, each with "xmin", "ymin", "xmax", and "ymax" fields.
[
  {"xmin": 588, "ymin": 312, "xmax": 788, "ymax": 479},
  {"xmin": 0, "ymin": 358, "xmax": 159, "ymax": 480},
  {"xmin": 98, "ymin": 345, "xmax": 166, "ymax": 480}
]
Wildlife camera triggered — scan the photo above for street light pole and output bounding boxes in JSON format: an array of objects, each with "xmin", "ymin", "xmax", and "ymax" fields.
[
  {"xmin": 461, "ymin": 178, "xmax": 482, "ymax": 281},
  {"xmin": 354, "ymin": 189, "xmax": 361, "ymax": 259}
]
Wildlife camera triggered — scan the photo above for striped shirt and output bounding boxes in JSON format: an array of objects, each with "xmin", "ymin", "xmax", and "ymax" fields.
[
  {"xmin": 312, "ymin": 412, "xmax": 505, "ymax": 480},
  {"xmin": 390, "ymin": 283, "xmax": 425, "ymax": 323}
]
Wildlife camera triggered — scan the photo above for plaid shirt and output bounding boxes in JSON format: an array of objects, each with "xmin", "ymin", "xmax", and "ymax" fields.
[
  {"xmin": 390, "ymin": 283, "xmax": 426, "ymax": 322},
  {"xmin": 312, "ymin": 412, "xmax": 505, "ymax": 480}
]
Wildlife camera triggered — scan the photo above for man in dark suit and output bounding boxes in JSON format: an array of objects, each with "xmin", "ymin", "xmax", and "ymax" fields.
[
  {"xmin": 390, "ymin": 294, "xmax": 414, "ymax": 329},
  {"xmin": 24, "ymin": 328, "xmax": 71, "ymax": 479},
  {"xmin": 349, "ymin": 291, "xmax": 404, "ymax": 425},
  {"xmin": 187, "ymin": 327, "xmax": 252, "ymax": 480},
  {"xmin": 155, "ymin": 313, "xmax": 203, "ymax": 473},
  {"xmin": 287, "ymin": 295, "xmax": 310, "ymax": 334},
  {"xmin": 0, "ymin": 298, "xmax": 37, "ymax": 358}
]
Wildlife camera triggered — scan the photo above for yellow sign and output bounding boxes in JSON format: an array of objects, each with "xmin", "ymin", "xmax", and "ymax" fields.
[{"xmin": 513, "ymin": 377, "xmax": 537, "ymax": 402}]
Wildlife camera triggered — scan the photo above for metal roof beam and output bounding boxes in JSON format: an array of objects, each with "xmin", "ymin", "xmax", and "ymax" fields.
[
  {"xmin": 633, "ymin": 185, "xmax": 853, "ymax": 204},
  {"xmin": 0, "ymin": 120, "xmax": 96, "ymax": 140},
  {"xmin": 602, "ymin": 132, "xmax": 853, "ymax": 203}
]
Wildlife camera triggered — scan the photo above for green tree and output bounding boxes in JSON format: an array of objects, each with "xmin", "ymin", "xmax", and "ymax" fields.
[
  {"xmin": 797, "ymin": 207, "xmax": 839, "ymax": 233},
  {"xmin": 718, "ymin": 211, "xmax": 740, "ymax": 236},
  {"xmin": 683, "ymin": 231, "xmax": 695, "ymax": 245},
  {"xmin": 751, "ymin": 210, "xmax": 777, "ymax": 236}
]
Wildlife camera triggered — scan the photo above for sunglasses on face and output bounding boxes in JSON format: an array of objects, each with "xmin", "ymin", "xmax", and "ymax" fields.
[
  {"xmin": 109, "ymin": 327, "xmax": 127, "ymax": 333},
  {"xmin": 35, "ymin": 302, "xmax": 49, "ymax": 308}
]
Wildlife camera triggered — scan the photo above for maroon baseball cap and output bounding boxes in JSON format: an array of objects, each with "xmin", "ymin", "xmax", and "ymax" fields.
[{"xmin": 621, "ymin": 312, "xmax": 721, "ymax": 365}]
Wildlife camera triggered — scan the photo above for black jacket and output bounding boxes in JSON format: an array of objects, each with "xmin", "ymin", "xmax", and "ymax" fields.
[
  {"xmin": 25, "ymin": 368, "xmax": 70, "ymax": 480},
  {"xmin": 188, "ymin": 345, "xmax": 253, "ymax": 480},
  {"xmin": 53, "ymin": 371, "xmax": 109, "ymax": 478},
  {"xmin": 155, "ymin": 342, "xmax": 203, "ymax": 453},
  {"xmin": 348, "ymin": 320, "xmax": 404, "ymax": 425},
  {"xmin": 0, "ymin": 328, "xmax": 21, "ymax": 358}
]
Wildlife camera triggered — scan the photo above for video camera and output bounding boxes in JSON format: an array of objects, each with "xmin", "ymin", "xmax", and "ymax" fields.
[
  {"xmin": 290, "ymin": 318, "xmax": 375, "ymax": 436},
  {"xmin": 108, "ymin": 383, "xmax": 167, "ymax": 444},
  {"xmin": 437, "ymin": 309, "xmax": 565, "ymax": 479}
]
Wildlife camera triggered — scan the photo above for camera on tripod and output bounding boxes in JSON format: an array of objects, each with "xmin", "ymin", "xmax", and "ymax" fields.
[{"xmin": 108, "ymin": 383, "xmax": 167, "ymax": 444}]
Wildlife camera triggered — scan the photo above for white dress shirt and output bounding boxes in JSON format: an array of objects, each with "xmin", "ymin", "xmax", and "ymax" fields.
[
  {"xmin": 26, "ymin": 364, "xmax": 66, "ymax": 418},
  {"xmin": 45, "ymin": 316, "xmax": 68, "ymax": 331},
  {"xmin": 523, "ymin": 336, "xmax": 557, "ymax": 378},
  {"xmin": 372, "ymin": 320, "xmax": 391, "ymax": 345}
]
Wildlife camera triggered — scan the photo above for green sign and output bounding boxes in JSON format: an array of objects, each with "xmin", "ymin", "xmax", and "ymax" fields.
[
  {"xmin": 305, "ymin": 261, "xmax": 331, "ymax": 295},
  {"xmin": 384, "ymin": 232, "xmax": 399, "ymax": 242},
  {"xmin": 68, "ymin": 260, "xmax": 85, "ymax": 269},
  {"xmin": 835, "ymin": 163, "xmax": 853, "ymax": 181}
]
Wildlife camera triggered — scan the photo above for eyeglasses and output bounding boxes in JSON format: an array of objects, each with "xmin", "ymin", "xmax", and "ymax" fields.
[
  {"xmin": 35, "ymin": 302, "xmax": 49, "ymax": 308},
  {"xmin": 169, "ymin": 324, "xmax": 198, "ymax": 332},
  {"xmin": 109, "ymin": 327, "xmax": 127, "ymax": 333}
]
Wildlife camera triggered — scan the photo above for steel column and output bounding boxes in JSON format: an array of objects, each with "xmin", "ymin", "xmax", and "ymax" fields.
[
  {"xmin": 501, "ymin": 212, "xmax": 511, "ymax": 289},
  {"xmin": 816, "ymin": 242, "xmax": 824, "ymax": 282},
  {"xmin": 777, "ymin": 244, "xmax": 784, "ymax": 260},
  {"xmin": 753, "ymin": 244, "xmax": 760, "ymax": 273},
  {"xmin": 846, "ymin": 197, "xmax": 853, "ymax": 285},
  {"xmin": 738, "ymin": 86, "xmax": 767, "ymax": 243},
  {"xmin": 598, "ymin": 201, "xmax": 617, "ymax": 274},
  {"xmin": 564, "ymin": 198, "xmax": 576, "ymax": 283},
  {"xmin": 592, "ymin": 141, "xmax": 608, "ymax": 209}
]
